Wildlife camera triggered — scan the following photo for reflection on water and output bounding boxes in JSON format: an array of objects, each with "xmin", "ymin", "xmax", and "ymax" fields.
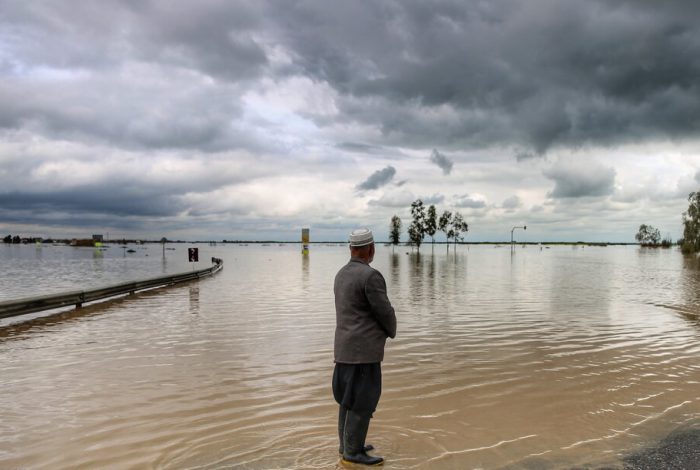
[
  {"xmin": 1, "ymin": 245, "xmax": 700, "ymax": 469},
  {"xmin": 189, "ymin": 287, "xmax": 200, "ymax": 314},
  {"xmin": 302, "ymin": 253, "xmax": 310, "ymax": 294}
]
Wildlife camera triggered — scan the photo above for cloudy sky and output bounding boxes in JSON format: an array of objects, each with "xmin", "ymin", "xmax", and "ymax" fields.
[{"xmin": 1, "ymin": 0, "xmax": 699, "ymax": 242}]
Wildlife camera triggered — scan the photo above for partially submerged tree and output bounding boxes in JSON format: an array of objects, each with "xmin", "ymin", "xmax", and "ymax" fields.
[
  {"xmin": 682, "ymin": 191, "xmax": 700, "ymax": 254},
  {"xmin": 452, "ymin": 212, "xmax": 469, "ymax": 248},
  {"xmin": 399, "ymin": 202, "xmax": 472, "ymax": 253},
  {"xmin": 408, "ymin": 221, "xmax": 423, "ymax": 251},
  {"xmin": 425, "ymin": 204, "xmax": 437, "ymax": 248},
  {"xmin": 410, "ymin": 199, "xmax": 426, "ymax": 252},
  {"xmin": 389, "ymin": 215, "xmax": 402, "ymax": 251},
  {"xmin": 635, "ymin": 224, "xmax": 661, "ymax": 246},
  {"xmin": 438, "ymin": 210, "xmax": 453, "ymax": 251}
]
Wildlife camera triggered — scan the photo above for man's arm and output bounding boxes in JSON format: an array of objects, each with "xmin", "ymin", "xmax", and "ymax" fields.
[{"xmin": 365, "ymin": 270, "xmax": 397, "ymax": 338}]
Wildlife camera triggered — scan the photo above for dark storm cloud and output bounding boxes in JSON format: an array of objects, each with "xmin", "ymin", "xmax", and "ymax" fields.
[
  {"xmin": 356, "ymin": 166, "xmax": 396, "ymax": 191},
  {"xmin": 134, "ymin": 2, "xmax": 269, "ymax": 82},
  {"xmin": 0, "ymin": 1, "xmax": 275, "ymax": 153},
  {"xmin": 515, "ymin": 151, "xmax": 537, "ymax": 162},
  {"xmin": 4, "ymin": 1, "xmax": 700, "ymax": 155},
  {"xmin": 337, "ymin": 142, "xmax": 385, "ymax": 153},
  {"xmin": 0, "ymin": 1, "xmax": 268, "ymax": 81},
  {"xmin": 0, "ymin": 147, "xmax": 264, "ymax": 230},
  {"xmin": 0, "ymin": 74, "xmax": 269, "ymax": 153},
  {"xmin": 429, "ymin": 149, "xmax": 453, "ymax": 175},
  {"xmin": 0, "ymin": 187, "xmax": 183, "ymax": 217},
  {"xmin": 0, "ymin": 209, "xmax": 152, "ymax": 231},
  {"xmin": 544, "ymin": 160, "xmax": 616, "ymax": 198},
  {"xmin": 335, "ymin": 141, "xmax": 408, "ymax": 159},
  {"xmin": 271, "ymin": 0, "xmax": 700, "ymax": 153}
]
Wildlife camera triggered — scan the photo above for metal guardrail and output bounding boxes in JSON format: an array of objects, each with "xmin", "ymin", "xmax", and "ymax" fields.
[{"xmin": 0, "ymin": 257, "xmax": 223, "ymax": 320}]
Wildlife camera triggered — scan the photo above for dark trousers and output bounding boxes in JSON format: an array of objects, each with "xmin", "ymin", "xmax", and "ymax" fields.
[{"xmin": 332, "ymin": 362, "xmax": 382, "ymax": 413}]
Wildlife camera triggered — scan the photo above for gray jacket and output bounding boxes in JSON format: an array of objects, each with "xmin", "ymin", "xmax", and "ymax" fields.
[{"xmin": 334, "ymin": 257, "xmax": 397, "ymax": 364}]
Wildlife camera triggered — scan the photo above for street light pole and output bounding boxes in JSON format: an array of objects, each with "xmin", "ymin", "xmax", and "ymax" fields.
[{"xmin": 511, "ymin": 225, "xmax": 527, "ymax": 250}]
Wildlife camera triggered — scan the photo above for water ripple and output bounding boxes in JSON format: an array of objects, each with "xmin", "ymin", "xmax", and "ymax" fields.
[{"xmin": 1, "ymin": 245, "xmax": 700, "ymax": 468}]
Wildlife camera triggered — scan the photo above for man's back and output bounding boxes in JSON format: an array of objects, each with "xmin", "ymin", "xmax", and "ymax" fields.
[{"xmin": 334, "ymin": 257, "xmax": 396, "ymax": 364}]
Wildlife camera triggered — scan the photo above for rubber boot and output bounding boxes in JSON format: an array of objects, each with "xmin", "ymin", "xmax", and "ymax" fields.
[
  {"xmin": 338, "ymin": 406, "xmax": 374, "ymax": 455},
  {"xmin": 342, "ymin": 410, "xmax": 383, "ymax": 466}
]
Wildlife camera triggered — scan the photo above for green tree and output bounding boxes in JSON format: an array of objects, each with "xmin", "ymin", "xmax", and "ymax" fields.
[
  {"xmin": 439, "ymin": 210, "xmax": 453, "ymax": 251},
  {"xmin": 682, "ymin": 191, "xmax": 700, "ymax": 254},
  {"xmin": 425, "ymin": 204, "xmax": 437, "ymax": 248},
  {"xmin": 410, "ymin": 199, "xmax": 426, "ymax": 252},
  {"xmin": 389, "ymin": 215, "xmax": 402, "ymax": 250},
  {"xmin": 452, "ymin": 212, "xmax": 469, "ymax": 249},
  {"xmin": 408, "ymin": 220, "xmax": 422, "ymax": 251},
  {"xmin": 635, "ymin": 224, "xmax": 661, "ymax": 246}
]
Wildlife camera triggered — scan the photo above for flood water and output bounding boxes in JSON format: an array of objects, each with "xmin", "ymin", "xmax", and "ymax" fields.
[{"xmin": 1, "ymin": 243, "xmax": 699, "ymax": 469}]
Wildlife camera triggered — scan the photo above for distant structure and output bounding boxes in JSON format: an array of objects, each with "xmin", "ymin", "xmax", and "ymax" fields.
[
  {"xmin": 302, "ymin": 228, "xmax": 310, "ymax": 255},
  {"xmin": 70, "ymin": 239, "xmax": 95, "ymax": 247},
  {"xmin": 92, "ymin": 234, "xmax": 104, "ymax": 242}
]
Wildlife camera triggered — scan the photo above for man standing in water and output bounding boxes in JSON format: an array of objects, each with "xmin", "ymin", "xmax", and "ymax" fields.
[{"xmin": 333, "ymin": 228, "xmax": 397, "ymax": 466}]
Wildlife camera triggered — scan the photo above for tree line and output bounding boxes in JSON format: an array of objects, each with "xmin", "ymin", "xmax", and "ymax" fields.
[
  {"xmin": 636, "ymin": 190, "xmax": 700, "ymax": 254},
  {"xmin": 3, "ymin": 235, "xmax": 45, "ymax": 244},
  {"xmin": 389, "ymin": 199, "xmax": 469, "ymax": 252}
]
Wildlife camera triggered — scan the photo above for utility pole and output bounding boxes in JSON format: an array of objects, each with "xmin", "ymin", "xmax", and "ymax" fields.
[{"xmin": 511, "ymin": 225, "xmax": 527, "ymax": 251}]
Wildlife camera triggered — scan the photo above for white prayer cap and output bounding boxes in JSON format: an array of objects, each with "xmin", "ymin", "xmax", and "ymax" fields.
[{"xmin": 349, "ymin": 228, "xmax": 374, "ymax": 247}]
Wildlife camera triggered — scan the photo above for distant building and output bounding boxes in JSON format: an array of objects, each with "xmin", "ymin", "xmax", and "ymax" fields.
[
  {"xmin": 302, "ymin": 228, "xmax": 310, "ymax": 254},
  {"xmin": 92, "ymin": 234, "xmax": 104, "ymax": 242}
]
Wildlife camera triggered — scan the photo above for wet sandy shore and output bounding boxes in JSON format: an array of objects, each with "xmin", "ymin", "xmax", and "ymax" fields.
[
  {"xmin": 513, "ymin": 427, "xmax": 700, "ymax": 469},
  {"xmin": 622, "ymin": 428, "xmax": 700, "ymax": 470}
]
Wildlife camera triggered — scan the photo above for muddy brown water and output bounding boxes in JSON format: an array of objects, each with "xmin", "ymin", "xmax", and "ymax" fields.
[{"xmin": 1, "ymin": 244, "xmax": 699, "ymax": 469}]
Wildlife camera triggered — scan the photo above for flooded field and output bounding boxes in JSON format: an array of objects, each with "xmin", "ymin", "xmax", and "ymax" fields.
[{"xmin": 1, "ymin": 243, "xmax": 699, "ymax": 469}]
